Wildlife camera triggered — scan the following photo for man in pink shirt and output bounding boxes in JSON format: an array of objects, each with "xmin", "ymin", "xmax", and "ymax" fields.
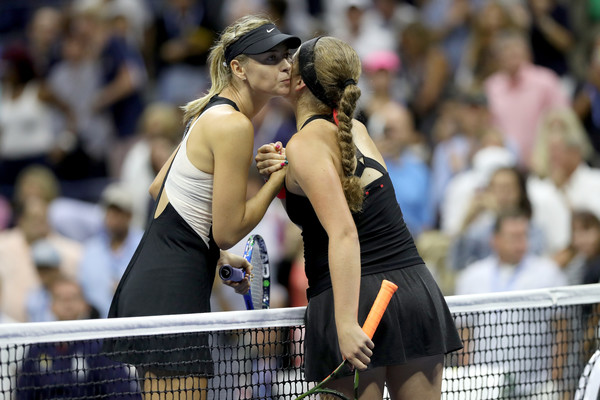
[{"xmin": 484, "ymin": 30, "xmax": 569, "ymax": 168}]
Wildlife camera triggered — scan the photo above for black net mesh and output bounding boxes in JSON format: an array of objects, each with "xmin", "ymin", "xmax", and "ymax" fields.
[
  {"xmin": 1, "ymin": 286, "xmax": 599, "ymax": 399},
  {"xmin": 444, "ymin": 303, "xmax": 600, "ymax": 399}
]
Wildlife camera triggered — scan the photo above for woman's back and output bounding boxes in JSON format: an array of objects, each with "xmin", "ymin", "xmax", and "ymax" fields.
[{"xmin": 285, "ymin": 117, "xmax": 422, "ymax": 296}]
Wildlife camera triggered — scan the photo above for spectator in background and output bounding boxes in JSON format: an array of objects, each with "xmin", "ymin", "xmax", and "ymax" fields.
[
  {"xmin": 328, "ymin": 0, "xmax": 375, "ymax": 62},
  {"xmin": 530, "ymin": 107, "xmax": 600, "ymax": 220},
  {"xmin": 26, "ymin": 239, "xmax": 63, "ymax": 322},
  {"xmin": 428, "ymin": 90, "xmax": 491, "ymax": 224},
  {"xmin": 12, "ymin": 165, "xmax": 61, "ymax": 208},
  {"xmin": 555, "ymin": 210, "xmax": 600, "ymax": 285},
  {"xmin": 0, "ymin": 197, "xmax": 81, "ymax": 322},
  {"xmin": 16, "ymin": 277, "xmax": 138, "ymax": 400},
  {"xmin": 358, "ymin": 49, "xmax": 403, "ymax": 142},
  {"xmin": 86, "ymin": 0, "xmax": 153, "ymax": 48},
  {"xmin": 375, "ymin": 104, "xmax": 432, "ymax": 237},
  {"xmin": 418, "ymin": 0, "xmax": 472, "ymax": 74},
  {"xmin": 440, "ymin": 136, "xmax": 516, "ymax": 236},
  {"xmin": 13, "ymin": 165, "xmax": 103, "ymax": 242},
  {"xmin": 220, "ymin": 0, "xmax": 266, "ymax": 25},
  {"xmin": 371, "ymin": 0, "xmax": 418, "ymax": 42},
  {"xmin": 441, "ymin": 132, "xmax": 572, "ymax": 253},
  {"xmin": 327, "ymin": 0, "xmax": 415, "ymax": 63},
  {"xmin": 413, "ymin": 229, "xmax": 456, "ymax": 296},
  {"xmin": 455, "ymin": 209, "xmax": 566, "ymax": 294},
  {"xmin": 50, "ymin": 276, "xmax": 99, "ymax": 321},
  {"xmin": 484, "ymin": 29, "xmax": 569, "ymax": 168},
  {"xmin": 120, "ymin": 102, "xmax": 182, "ymax": 229},
  {"xmin": 454, "ymin": 209, "xmax": 568, "ymax": 397},
  {"xmin": 71, "ymin": 3, "xmax": 146, "ymax": 177},
  {"xmin": 455, "ymin": 0, "xmax": 516, "ymax": 92},
  {"xmin": 71, "ymin": 0, "xmax": 152, "ymax": 55},
  {"xmin": 281, "ymin": 0, "xmax": 315, "ymax": 38},
  {"xmin": 78, "ymin": 184, "xmax": 143, "ymax": 318},
  {"xmin": 0, "ymin": 45, "xmax": 58, "ymax": 199},
  {"xmin": 0, "ymin": 2, "xmax": 40, "ymax": 43},
  {"xmin": 46, "ymin": 27, "xmax": 113, "ymax": 182},
  {"xmin": 264, "ymin": 0, "xmax": 293, "ymax": 33},
  {"xmin": 149, "ymin": 0, "xmax": 216, "ymax": 105},
  {"xmin": 448, "ymin": 166, "xmax": 547, "ymax": 271},
  {"xmin": 25, "ymin": 6, "xmax": 64, "ymax": 77},
  {"xmin": 573, "ymin": 33, "xmax": 600, "ymax": 163},
  {"xmin": 525, "ymin": 0, "xmax": 574, "ymax": 80},
  {"xmin": 399, "ymin": 21, "xmax": 451, "ymax": 141}
]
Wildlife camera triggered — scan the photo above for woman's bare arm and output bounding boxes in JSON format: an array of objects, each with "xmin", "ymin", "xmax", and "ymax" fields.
[
  {"xmin": 205, "ymin": 112, "xmax": 285, "ymax": 249},
  {"xmin": 286, "ymin": 131, "xmax": 373, "ymax": 370}
]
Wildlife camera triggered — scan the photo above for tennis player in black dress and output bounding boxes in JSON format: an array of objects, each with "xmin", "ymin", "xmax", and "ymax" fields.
[
  {"xmin": 106, "ymin": 15, "xmax": 300, "ymax": 399},
  {"xmin": 256, "ymin": 36, "xmax": 462, "ymax": 399}
]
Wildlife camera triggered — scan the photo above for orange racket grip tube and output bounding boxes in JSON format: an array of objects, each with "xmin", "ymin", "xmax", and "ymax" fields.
[{"xmin": 361, "ymin": 279, "xmax": 398, "ymax": 339}]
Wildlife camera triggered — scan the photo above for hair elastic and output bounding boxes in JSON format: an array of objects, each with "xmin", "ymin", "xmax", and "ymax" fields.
[
  {"xmin": 342, "ymin": 78, "xmax": 356, "ymax": 88},
  {"xmin": 333, "ymin": 109, "xmax": 340, "ymax": 126}
]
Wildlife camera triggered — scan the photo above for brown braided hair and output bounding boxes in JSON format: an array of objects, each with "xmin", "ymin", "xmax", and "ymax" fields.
[{"xmin": 308, "ymin": 37, "xmax": 363, "ymax": 212}]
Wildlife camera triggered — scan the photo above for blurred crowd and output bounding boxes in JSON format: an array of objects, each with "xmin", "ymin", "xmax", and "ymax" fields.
[{"xmin": 0, "ymin": 0, "xmax": 599, "ymax": 323}]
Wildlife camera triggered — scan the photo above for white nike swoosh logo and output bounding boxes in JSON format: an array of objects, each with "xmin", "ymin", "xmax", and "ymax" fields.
[{"xmin": 267, "ymin": 28, "xmax": 274, "ymax": 33}]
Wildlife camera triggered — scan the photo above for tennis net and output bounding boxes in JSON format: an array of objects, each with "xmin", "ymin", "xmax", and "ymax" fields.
[{"xmin": 0, "ymin": 284, "xmax": 598, "ymax": 399}]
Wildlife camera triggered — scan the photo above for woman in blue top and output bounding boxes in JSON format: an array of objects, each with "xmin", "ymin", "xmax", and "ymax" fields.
[{"xmin": 258, "ymin": 36, "xmax": 462, "ymax": 399}]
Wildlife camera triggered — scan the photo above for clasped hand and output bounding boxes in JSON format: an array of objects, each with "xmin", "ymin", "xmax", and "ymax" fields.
[{"xmin": 255, "ymin": 141, "xmax": 286, "ymax": 177}]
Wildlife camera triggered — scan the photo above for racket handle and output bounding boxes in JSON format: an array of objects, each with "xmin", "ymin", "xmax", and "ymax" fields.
[
  {"xmin": 362, "ymin": 279, "xmax": 398, "ymax": 339},
  {"xmin": 219, "ymin": 264, "xmax": 246, "ymax": 282}
]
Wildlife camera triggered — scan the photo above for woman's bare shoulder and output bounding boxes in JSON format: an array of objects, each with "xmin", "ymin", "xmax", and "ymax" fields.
[{"xmin": 197, "ymin": 106, "xmax": 252, "ymax": 136}]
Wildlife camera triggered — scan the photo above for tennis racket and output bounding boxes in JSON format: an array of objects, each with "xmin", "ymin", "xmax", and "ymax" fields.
[
  {"xmin": 575, "ymin": 349, "xmax": 600, "ymax": 400},
  {"xmin": 219, "ymin": 234, "xmax": 270, "ymax": 310},
  {"xmin": 295, "ymin": 279, "xmax": 399, "ymax": 400}
]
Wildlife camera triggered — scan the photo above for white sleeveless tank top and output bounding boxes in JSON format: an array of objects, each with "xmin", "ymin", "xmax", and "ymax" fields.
[{"xmin": 164, "ymin": 106, "xmax": 228, "ymax": 247}]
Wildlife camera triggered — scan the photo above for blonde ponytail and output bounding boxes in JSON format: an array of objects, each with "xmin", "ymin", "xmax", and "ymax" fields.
[{"xmin": 182, "ymin": 15, "xmax": 274, "ymax": 123}]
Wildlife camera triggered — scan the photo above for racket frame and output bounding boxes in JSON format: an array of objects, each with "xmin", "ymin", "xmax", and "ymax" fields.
[{"xmin": 242, "ymin": 234, "xmax": 270, "ymax": 310}]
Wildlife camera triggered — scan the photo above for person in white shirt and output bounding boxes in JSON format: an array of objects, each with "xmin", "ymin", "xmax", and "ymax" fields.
[
  {"xmin": 530, "ymin": 108, "xmax": 600, "ymax": 221},
  {"xmin": 455, "ymin": 209, "xmax": 568, "ymax": 397},
  {"xmin": 456, "ymin": 209, "xmax": 567, "ymax": 294}
]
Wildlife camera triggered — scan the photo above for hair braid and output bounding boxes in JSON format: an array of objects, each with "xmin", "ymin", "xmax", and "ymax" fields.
[
  {"xmin": 337, "ymin": 85, "xmax": 363, "ymax": 212},
  {"xmin": 312, "ymin": 37, "xmax": 364, "ymax": 212}
]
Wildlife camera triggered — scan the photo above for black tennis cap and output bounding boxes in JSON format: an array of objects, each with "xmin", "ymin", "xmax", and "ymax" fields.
[{"xmin": 224, "ymin": 24, "xmax": 301, "ymax": 66}]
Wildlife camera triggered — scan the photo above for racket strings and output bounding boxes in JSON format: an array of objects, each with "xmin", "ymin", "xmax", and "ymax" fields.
[{"xmin": 250, "ymin": 243, "xmax": 264, "ymax": 309}]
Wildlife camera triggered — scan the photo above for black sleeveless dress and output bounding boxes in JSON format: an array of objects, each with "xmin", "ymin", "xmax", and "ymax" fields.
[
  {"xmin": 285, "ymin": 115, "xmax": 463, "ymax": 381},
  {"xmin": 104, "ymin": 96, "xmax": 239, "ymax": 376}
]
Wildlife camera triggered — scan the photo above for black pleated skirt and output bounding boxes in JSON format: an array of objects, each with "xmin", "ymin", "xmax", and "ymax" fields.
[{"xmin": 303, "ymin": 263, "xmax": 463, "ymax": 381}]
